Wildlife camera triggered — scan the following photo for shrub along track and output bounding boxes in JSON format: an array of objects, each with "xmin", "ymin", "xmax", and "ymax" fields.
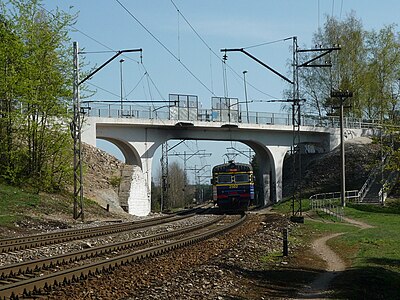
[{"xmin": 0, "ymin": 213, "xmax": 245, "ymax": 299}]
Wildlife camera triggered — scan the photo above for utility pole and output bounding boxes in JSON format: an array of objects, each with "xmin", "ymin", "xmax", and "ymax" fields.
[
  {"xmin": 72, "ymin": 43, "xmax": 142, "ymax": 220},
  {"xmin": 160, "ymin": 141, "xmax": 169, "ymax": 211},
  {"xmin": 331, "ymin": 90, "xmax": 353, "ymax": 207},
  {"xmin": 291, "ymin": 40, "xmax": 341, "ymax": 221},
  {"xmin": 168, "ymin": 150, "xmax": 211, "ymax": 205},
  {"xmin": 159, "ymin": 139, "xmax": 189, "ymax": 211},
  {"xmin": 221, "ymin": 39, "xmax": 340, "ymax": 223},
  {"xmin": 168, "ymin": 150, "xmax": 212, "ymax": 180},
  {"xmin": 243, "ymin": 70, "xmax": 249, "ymax": 123},
  {"xmin": 221, "ymin": 45, "xmax": 298, "ymax": 218},
  {"xmin": 187, "ymin": 165, "xmax": 211, "ymax": 203},
  {"xmin": 119, "ymin": 58, "xmax": 125, "ymax": 112},
  {"xmin": 72, "ymin": 42, "xmax": 84, "ymax": 221}
]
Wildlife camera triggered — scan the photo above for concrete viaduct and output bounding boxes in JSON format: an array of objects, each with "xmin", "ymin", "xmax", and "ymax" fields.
[{"xmin": 81, "ymin": 102, "xmax": 375, "ymax": 216}]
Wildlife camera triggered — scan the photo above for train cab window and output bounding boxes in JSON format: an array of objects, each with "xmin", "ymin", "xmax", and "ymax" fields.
[
  {"xmin": 235, "ymin": 174, "xmax": 249, "ymax": 183},
  {"xmin": 218, "ymin": 174, "xmax": 232, "ymax": 183}
]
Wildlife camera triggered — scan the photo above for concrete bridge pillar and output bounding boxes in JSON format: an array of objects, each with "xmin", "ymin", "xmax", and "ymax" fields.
[
  {"xmin": 248, "ymin": 142, "xmax": 289, "ymax": 206},
  {"xmin": 120, "ymin": 140, "xmax": 158, "ymax": 216},
  {"xmin": 82, "ymin": 121, "xmax": 161, "ymax": 216},
  {"xmin": 267, "ymin": 146, "xmax": 290, "ymax": 204}
]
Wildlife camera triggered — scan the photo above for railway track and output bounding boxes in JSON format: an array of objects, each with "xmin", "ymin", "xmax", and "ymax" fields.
[
  {"xmin": 0, "ymin": 206, "xmax": 208, "ymax": 254},
  {"xmin": 0, "ymin": 213, "xmax": 246, "ymax": 299}
]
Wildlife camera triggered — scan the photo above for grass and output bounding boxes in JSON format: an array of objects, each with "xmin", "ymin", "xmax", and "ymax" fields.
[
  {"xmin": 0, "ymin": 184, "xmax": 40, "ymax": 227},
  {"xmin": 270, "ymin": 197, "xmax": 312, "ymax": 215},
  {"xmin": 260, "ymin": 251, "xmax": 282, "ymax": 264},
  {"xmin": 0, "ymin": 182, "xmax": 112, "ymax": 229},
  {"xmin": 330, "ymin": 206, "xmax": 400, "ymax": 299},
  {"xmin": 272, "ymin": 198, "xmax": 400, "ymax": 299}
]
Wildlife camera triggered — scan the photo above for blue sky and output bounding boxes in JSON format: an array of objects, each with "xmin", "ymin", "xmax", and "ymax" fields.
[{"xmin": 43, "ymin": 0, "xmax": 400, "ymax": 183}]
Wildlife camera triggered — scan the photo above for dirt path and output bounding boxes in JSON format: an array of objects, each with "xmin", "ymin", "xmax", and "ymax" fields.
[
  {"xmin": 299, "ymin": 233, "xmax": 345, "ymax": 299},
  {"xmin": 341, "ymin": 215, "xmax": 373, "ymax": 229},
  {"xmin": 298, "ymin": 216, "xmax": 372, "ymax": 299}
]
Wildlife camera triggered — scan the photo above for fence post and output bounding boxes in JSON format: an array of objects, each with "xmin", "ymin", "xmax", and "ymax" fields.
[{"xmin": 283, "ymin": 228, "xmax": 288, "ymax": 256}]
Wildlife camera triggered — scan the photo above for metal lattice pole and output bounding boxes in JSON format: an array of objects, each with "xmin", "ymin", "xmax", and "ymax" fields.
[
  {"xmin": 160, "ymin": 141, "xmax": 169, "ymax": 211},
  {"xmin": 72, "ymin": 44, "xmax": 143, "ymax": 220},
  {"xmin": 291, "ymin": 37, "xmax": 303, "ymax": 221},
  {"xmin": 72, "ymin": 42, "xmax": 84, "ymax": 221}
]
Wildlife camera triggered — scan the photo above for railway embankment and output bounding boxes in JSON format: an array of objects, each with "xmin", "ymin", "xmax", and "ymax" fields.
[{"xmin": 283, "ymin": 137, "xmax": 382, "ymax": 198}]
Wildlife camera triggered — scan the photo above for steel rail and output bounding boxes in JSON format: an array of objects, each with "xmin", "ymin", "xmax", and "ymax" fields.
[
  {"xmin": 0, "ymin": 213, "xmax": 198, "ymax": 253},
  {"xmin": 0, "ymin": 204, "xmax": 210, "ymax": 248},
  {"xmin": 0, "ymin": 215, "xmax": 224, "ymax": 279},
  {"xmin": 0, "ymin": 214, "xmax": 246, "ymax": 299},
  {"xmin": 0, "ymin": 214, "xmax": 173, "ymax": 246}
]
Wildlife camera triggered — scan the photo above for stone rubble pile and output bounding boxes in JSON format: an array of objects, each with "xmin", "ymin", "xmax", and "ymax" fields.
[{"xmin": 82, "ymin": 143, "xmax": 127, "ymax": 212}]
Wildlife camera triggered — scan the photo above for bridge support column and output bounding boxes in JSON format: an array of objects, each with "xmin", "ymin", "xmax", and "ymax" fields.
[
  {"xmin": 81, "ymin": 119, "xmax": 97, "ymax": 147},
  {"xmin": 127, "ymin": 141, "xmax": 156, "ymax": 216},
  {"xmin": 251, "ymin": 144, "xmax": 289, "ymax": 206},
  {"xmin": 127, "ymin": 159, "xmax": 153, "ymax": 216},
  {"xmin": 267, "ymin": 146, "xmax": 289, "ymax": 204}
]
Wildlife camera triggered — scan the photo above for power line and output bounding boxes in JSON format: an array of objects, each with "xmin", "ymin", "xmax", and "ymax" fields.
[
  {"xmin": 138, "ymin": 64, "xmax": 166, "ymax": 101},
  {"xmin": 243, "ymin": 37, "xmax": 293, "ymax": 50},
  {"xmin": 169, "ymin": 0, "xmax": 279, "ymax": 99},
  {"xmin": 126, "ymin": 71, "xmax": 147, "ymax": 98},
  {"xmin": 86, "ymin": 81, "xmax": 120, "ymax": 98},
  {"xmin": 38, "ymin": 2, "xmax": 170, "ymax": 99},
  {"xmin": 38, "ymin": 4, "xmax": 148, "ymax": 72},
  {"xmin": 115, "ymin": 0, "xmax": 215, "ymax": 96}
]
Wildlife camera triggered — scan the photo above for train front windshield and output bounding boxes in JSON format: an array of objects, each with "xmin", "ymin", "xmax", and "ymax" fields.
[
  {"xmin": 218, "ymin": 174, "xmax": 232, "ymax": 183},
  {"xmin": 235, "ymin": 174, "xmax": 249, "ymax": 183}
]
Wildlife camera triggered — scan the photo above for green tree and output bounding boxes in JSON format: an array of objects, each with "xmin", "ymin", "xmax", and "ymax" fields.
[
  {"xmin": 0, "ymin": 0, "xmax": 76, "ymax": 191},
  {"xmin": 167, "ymin": 161, "xmax": 188, "ymax": 208},
  {"xmin": 364, "ymin": 25, "xmax": 400, "ymax": 120},
  {"xmin": 0, "ymin": 15, "xmax": 25, "ymax": 183},
  {"xmin": 297, "ymin": 13, "xmax": 367, "ymax": 117},
  {"xmin": 297, "ymin": 13, "xmax": 400, "ymax": 120}
]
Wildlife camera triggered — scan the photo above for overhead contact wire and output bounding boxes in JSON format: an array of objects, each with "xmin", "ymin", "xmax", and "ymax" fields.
[
  {"xmin": 170, "ymin": 0, "xmax": 278, "ymax": 99},
  {"xmin": 115, "ymin": 0, "xmax": 215, "ymax": 96}
]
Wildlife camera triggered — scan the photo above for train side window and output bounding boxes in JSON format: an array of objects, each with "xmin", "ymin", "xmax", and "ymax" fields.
[{"xmin": 218, "ymin": 174, "xmax": 232, "ymax": 183}]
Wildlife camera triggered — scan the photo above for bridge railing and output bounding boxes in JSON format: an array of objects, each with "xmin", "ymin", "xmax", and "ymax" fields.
[{"xmin": 85, "ymin": 103, "xmax": 380, "ymax": 129}]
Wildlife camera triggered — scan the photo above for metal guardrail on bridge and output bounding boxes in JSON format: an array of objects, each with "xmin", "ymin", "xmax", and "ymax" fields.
[{"xmin": 84, "ymin": 102, "xmax": 381, "ymax": 130}]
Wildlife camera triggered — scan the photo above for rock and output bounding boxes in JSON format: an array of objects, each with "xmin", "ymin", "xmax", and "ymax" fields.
[{"xmin": 81, "ymin": 143, "xmax": 129, "ymax": 213}]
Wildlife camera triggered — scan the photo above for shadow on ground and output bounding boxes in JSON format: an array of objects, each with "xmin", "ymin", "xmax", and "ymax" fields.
[
  {"xmin": 217, "ymin": 262, "xmax": 322, "ymax": 299},
  {"xmin": 330, "ymin": 265, "xmax": 400, "ymax": 299},
  {"xmin": 216, "ymin": 260, "xmax": 400, "ymax": 299}
]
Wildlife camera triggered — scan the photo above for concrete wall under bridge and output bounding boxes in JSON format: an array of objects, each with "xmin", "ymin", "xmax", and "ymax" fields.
[{"xmin": 82, "ymin": 116, "xmax": 375, "ymax": 216}]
